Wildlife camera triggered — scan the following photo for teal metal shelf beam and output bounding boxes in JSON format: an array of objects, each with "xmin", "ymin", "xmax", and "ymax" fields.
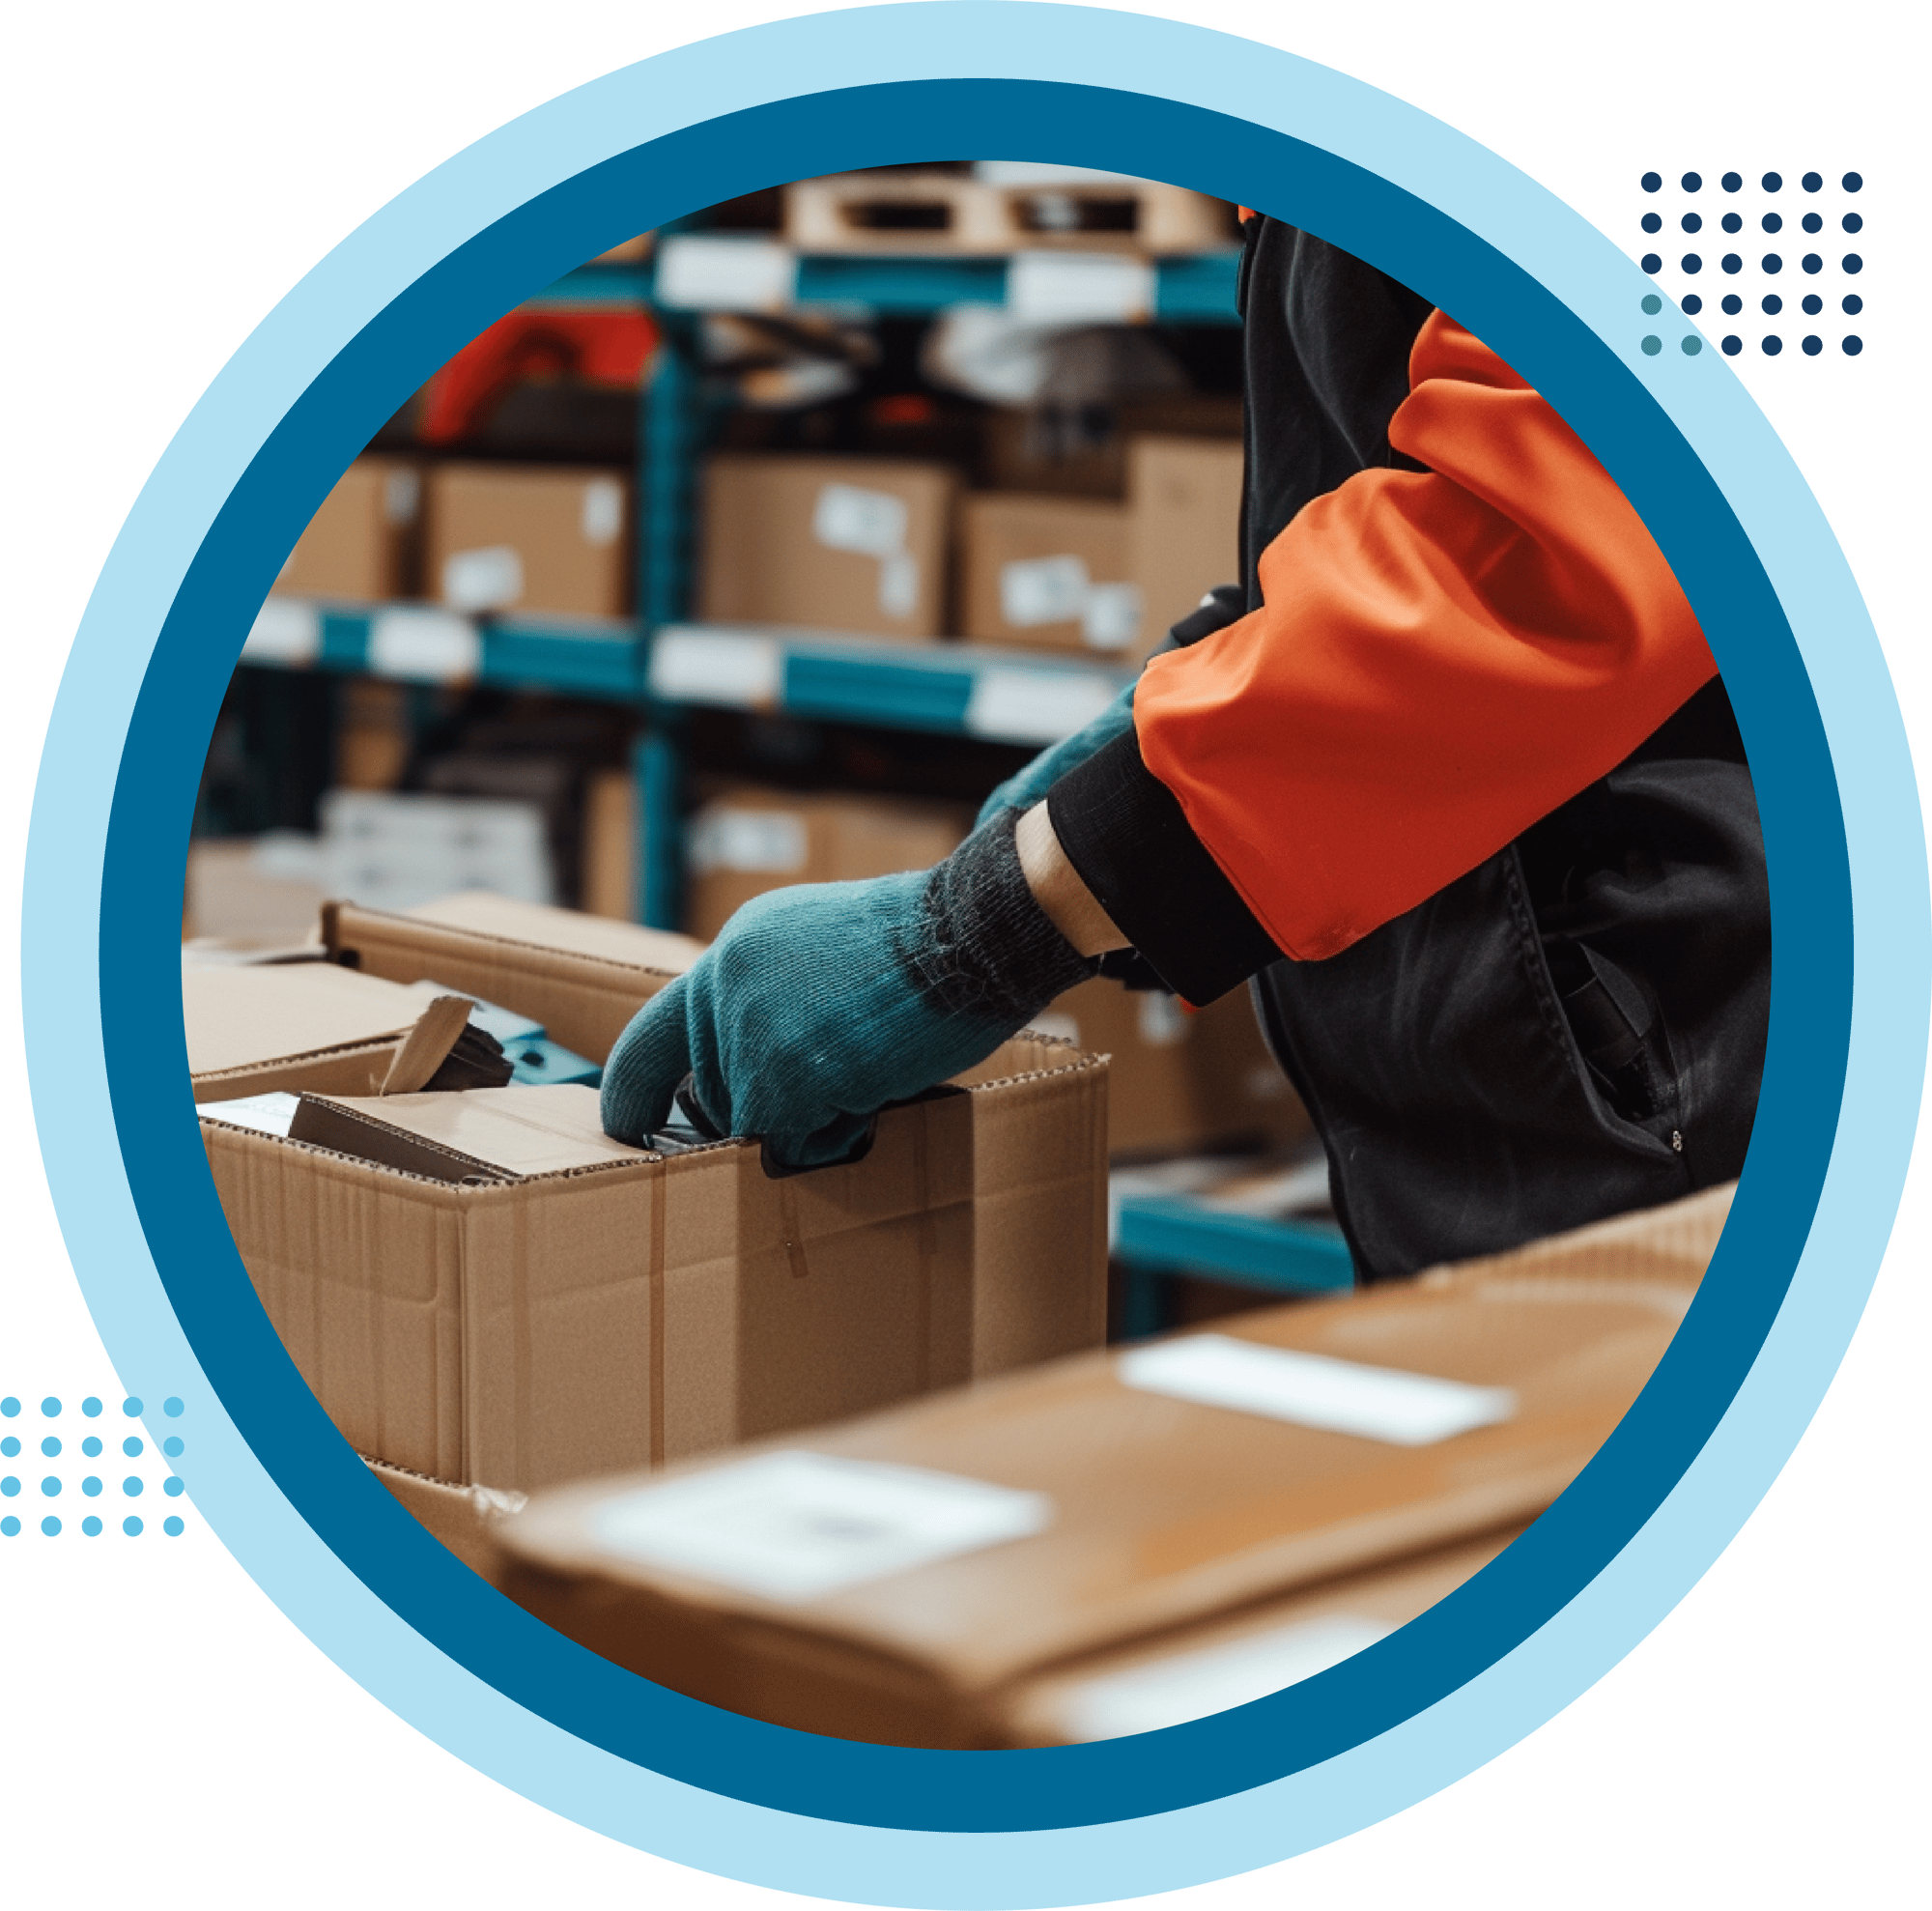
[{"xmin": 1114, "ymin": 1195, "xmax": 1354, "ymax": 1293}]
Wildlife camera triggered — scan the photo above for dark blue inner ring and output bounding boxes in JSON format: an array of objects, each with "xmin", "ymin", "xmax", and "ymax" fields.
[{"xmin": 104, "ymin": 80, "xmax": 1846, "ymax": 1833}]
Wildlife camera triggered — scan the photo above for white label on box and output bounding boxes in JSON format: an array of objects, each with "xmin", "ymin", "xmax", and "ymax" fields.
[
  {"xmin": 581, "ymin": 478, "xmax": 624, "ymax": 547},
  {"xmin": 813, "ymin": 483, "xmax": 909, "ymax": 559},
  {"xmin": 383, "ymin": 468, "xmax": 421, "ymax": 525},
  {"xmin": 589, "ymin": 1449, "xmax": 1053, "ymax": 1604},
  {"xmin": 655, "ymin": 234, "xmax": 798, "ymax": 313},
  {"xmin": 1058, "ymin": 1613, "xmax": 1395, "ymax": 1742},
  {"xmin": 368, "ymin": 606, "xmax": 482, "ymax": 682},
  {"xmin": 1027, "ymin": 1012, "xmax": 1081, "ymax": 1046},
  {"xmin": 1136, "ymin": 991, "xmax": 1189, "ymax": 1047},
  {"xmin": 966, "ymin": 669, "xmax": 1121, "ymax": 745},
  {"xmin": 688, "ymin": 806, "xmax": 810, "ymax": 875},
  {"xmin": 877, "ymin": 551, "xmax": 920, "ymax": 617},
  {"xmin": 1000, "ymin": 554, "xmax": 1090, "ymax": 627},
  {"xmin": 1117, "ymin": 1334, "xmax": 1517, "ymax": 1445},
  {"xmin": 440, "ymin": 545, "xmax": 524, "ymax": 613},
  {"xmin": 1007, "ymin": 249, "xmax": 1155, "ymax": 324},
  {"xmin": 648, "ymin": 627, "xmax": 783, "ymax": 706},
  {"xmin": 197, "ymin": 1092, "xmax": 301, "ymax": 1138},
  {"xmin": 242, "ymin": 597, "xmax": 321, "ymax": 667},
  {"xmin": 1083, "ymin": 581, "xmax": 1145, "ymax": 652}
]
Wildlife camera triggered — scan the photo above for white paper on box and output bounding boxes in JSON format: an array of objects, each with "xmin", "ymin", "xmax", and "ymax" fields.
[
  {"xmin": 688, "ymin": 807, "xmax": 810, "ymax": 875},
  {"xmin": 1058, "ymin": 1614, "xmax": 1394, "ymax": 1741},
  {"xmin": 655, "ymin": 234, "xmax": 798, "ymax": 313},
  {"xmin": 1007, "ymin": 249, "xmax": 1155, "ymax": 324},
  {"xmin": 383, "ymin": 468, "xmax": 421, "ymax": 525},
  {"xmin": 369, "ymin": 606, "xmax": 483, "ymax": 681},
  {"xmin": 648, "ymin": 627, "xmax": 782, "ymax": 706},
  {"xmin": 877, "ymin": 551, "xmax": 920, "ymax": 617},
  {"xmin": 440, "ymin": 546, "xmax": 525, "ymax": 614},
  {"xmin": 1082, "ymin": 581, "xmax": 1144, "ymax": 651},
  {"xmin": 590, "ymin": 1450, "xmax": 1054, "ymax": 1604},
  {"xmin": 1000, "ymin": 554, "xmax": 1091, "ymax": 627},
  {"xmin": 197, "ymin": 1092, "xmax": 301, "ymax": 1138},
  {"xmin": 580, "ymin": 478, "xmax": 625, "ymax": 546},
  {"xmin": 243, "ymin": 597, "xmax": 322, "ymax": 667},
  {"xmin": 966, "ymin": 668, "xmax": 1120, "ymax": 745},
  {"xmin": 813, "ymin": 483, "xmax": 909, "ymax": 559},
  {"xmin": 1118, "ymin": 1334, "xmax": 1517, "ymax": 1445},
  {"xmin": 1136, "ymin": 991, "xmax": 1189, "ymax": 1046}
]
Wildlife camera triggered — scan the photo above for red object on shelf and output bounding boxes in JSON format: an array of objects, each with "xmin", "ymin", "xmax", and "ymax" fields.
[{"xmin": 418, "ymin": 308, "xmax": 660, "ymax": 444}]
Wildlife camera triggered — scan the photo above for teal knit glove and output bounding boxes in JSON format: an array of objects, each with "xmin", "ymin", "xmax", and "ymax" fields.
[
  {"xmin": 975, "ymin": 682, "xmax": 1136, "ymax": 830},
  {"xmin": 601, "ymin": 810, "xmax": 1097, "ymax": 1170}
]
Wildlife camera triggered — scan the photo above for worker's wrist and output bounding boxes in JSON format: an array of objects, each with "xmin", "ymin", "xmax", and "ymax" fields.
[{"xmin": 1016, "ymin": 802, "xmax": 1130, "ymax": 957}]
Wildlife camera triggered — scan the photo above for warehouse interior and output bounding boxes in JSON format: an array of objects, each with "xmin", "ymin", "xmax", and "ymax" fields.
[{"xmin": 185, "ymin": 163, "xmax": 1734, "ymax": 1749}]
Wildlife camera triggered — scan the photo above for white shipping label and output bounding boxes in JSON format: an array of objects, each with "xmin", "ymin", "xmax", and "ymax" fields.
[
  {"xmin": 966, "ymin": 668, "xmax": 1121, "ymax": 745},
  {"xmin": 655, "ymin": 234, "xmax": 798, "ymax": 313},
  {"xmin": 1117, "ymin": 1334, "xmax": 1517, "ymax": 1445},
  {"xmin": 1007, "ymin": 249, "xmax": 1155, "ymax": 324},
  {"xmin": 368, "ymin": 607, "xmax": 482, "ymax": 683},
  {"xmin": 383, "ymin": 467, "xmax": 421, "ymax": 525},
  {"xmin": 589, "ymin": 1450, "xmax": 1054, "ymax": 1604},
  {"xmin": 440, "ymin": 545, "xmax": 524, "ymax": 613},
  {"xmin": 1000, "ymin": 554, "xmax": 1090, "ymax": 628},
  {"xmin": 196, "ymin": 1092, "xmax": 301, "ymax": 1138},
  {"xmin": 1059, "ymin": 1614, "xmax": 1395, "ymax": 1742},
  {"xmin": 1083, "ymin": 581, "xmax": 1145, "ymax": 652},
  {"xmin": 877, "ymin": 550, "xmax": 920, "ymax": 617},
  {"xmin": 813, "ymin": 483, "xmax": 910, "ymax": 559},
  {"xmin": 1136, "ymin": 991, "xmax": 1189, "ymax": 1047},
  {"xmin": 648, "ymin": 627, "xmax": 782, "ymax": 706},
  {"xmin": 242, "ymin": 597, "xmax": 321, "ymax": 667},
  {"xmin": 581, "ymin": 478, "xmax": 624, "ymax": 547},
  {"xmin": 688, "ymin": 806, "xmax": 810, "ymax": 875}
]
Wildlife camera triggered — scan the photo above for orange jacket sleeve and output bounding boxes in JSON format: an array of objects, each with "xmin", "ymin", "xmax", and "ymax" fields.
[{"xmin": 1131, "ymin": 311, "xmax": 1718, "ymax": 961}]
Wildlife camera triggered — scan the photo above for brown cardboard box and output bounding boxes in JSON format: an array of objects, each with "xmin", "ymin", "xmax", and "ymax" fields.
[
  {"xmin": 201, "ymin": 1034, "xmax": 1108, "ymax": 1494},
  {"xmin": 983, "ymin": 397, "xmax": 1243, "ymax": 501},
  {"xmin": 1036, "ymin": 977, "xmax": 1310, "ymax": 1156},
  {"xmin": 581, "ymin": 768, "xmax": 639, "ymax": 922},
  {"xmin": 185, "ymin": 961, "xmax": 446, "ymax": 1102},
  {"xmin": 1128, "ymin": 436, "xmax": 1245, "ymax": 652},
  {"xmin": 325, "ymin": 892, "xmax": 702, "ymax": 1065},
  {"xmin": 994, "ymin": 1526, "xmax": 1521, "ymax": 1746},
  {"xmin": 276, "ymin": 456, "xmax": 421, "ymax": 602},
  {"xmin": 696, "ymin": 455, "xmax": 957, "ymax": 640},
  {"xmin": 366, "ymin": 1457, "xmax": 525, "ymax": 1585},
  {"xmin": 684, "ymin": 784, "xmax": 973, "ymax": 941},
  {"xmin": 185, "ymin": 841, "xmax": 327, "ymax": 948},
  {"xmin": 425, "ymin": 463, "xmax": 632, "ymax": 618},
  {"xmin": 958, "ymin": 494, "xmax": 1140, "ymax": 657},
  {"xmin": 497, "ymin": 1184, "xmax": 1723, "ymax": 1747}
]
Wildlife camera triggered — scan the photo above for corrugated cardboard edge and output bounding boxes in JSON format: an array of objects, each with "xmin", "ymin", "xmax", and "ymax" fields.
[
  {"xmin": 190, "ymin": 1035, "xmax": 402, "ymax": 1102},
  {"xmin": 364, "ymin": 1454, "xmax": 526, "ymax": 1584}
]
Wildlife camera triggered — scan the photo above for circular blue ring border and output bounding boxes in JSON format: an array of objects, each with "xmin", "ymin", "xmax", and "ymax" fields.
[{"xmin": 23, "ymin": 6, "xmax": 1925, "ymax": 1901}]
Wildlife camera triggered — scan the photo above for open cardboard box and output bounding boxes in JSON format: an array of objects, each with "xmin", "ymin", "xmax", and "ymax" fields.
[
  {"xmin": 194, "ymin": 900, "xmax": 1113, "ymax": 1499},
  {"xmin": 495, "ymin": 1183, "xmax": 1731, "ymax": 1747}
]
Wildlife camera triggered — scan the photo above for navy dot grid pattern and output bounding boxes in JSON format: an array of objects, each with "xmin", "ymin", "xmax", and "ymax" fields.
[
  {"xmin": 0, "ymin": 1393, "xmax": 189, "ymax": 1537},
  {"xmin": 1638, "ymin": 170, "xmax": 1864, "ymax": 359}
]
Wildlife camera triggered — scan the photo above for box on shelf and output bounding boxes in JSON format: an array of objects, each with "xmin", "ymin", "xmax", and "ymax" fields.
[
  {"xmin": 201, "ymin": 1038, "xmax": 1108, "ymax": 1496},
  {"xmin": 959, "ymin": 493, "xmax": 1139, "ymax": 656},
  {"xmin": 1034, "ymin": 977, "xmax": 1309, "ymax": 1156},
  {"xmin": 275, "ymin": 456, "xmax": 422, "ymax": 602},
  {"xmin": 582, "ymin": 767, "xmax": 639, "ymax": 922},
  {"xmin": 1128, "ymin": 437, "xmax": 1246, "ymax": 653},
  {"xmin": 696, "ymin": 455, "xmax": 957, "ymax": 640},
  {"xmin": 424, "ymin": 463, "xmax": 632, "ymax": 618},
  {"xmin": 185, "ymin": 837, "xmax": 327, "ymax": 949},
  {"xmin": 334, "ymin": 679, "xmax": 415, "ymax": 792},
  {"xmin": 684, "ymin": 783, "xmax": 974, "ymax": 941},
  {"xmin": 497, "ymin": 1184, "xmax": 1723, "ymax": 1747},
  {"xmin": 319, "ymin": 788, "xmax": 555, "ymax": 916}
]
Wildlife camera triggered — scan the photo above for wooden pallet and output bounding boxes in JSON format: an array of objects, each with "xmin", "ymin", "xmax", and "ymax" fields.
[{"xmin": 784, "ymin": 171, "xmax": 1236, "ymax": 255}]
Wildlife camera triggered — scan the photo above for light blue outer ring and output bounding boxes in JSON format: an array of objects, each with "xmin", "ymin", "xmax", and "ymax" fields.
[{"xmin": 23, "ymin": 5, "xmax": 1923, "ymax": 1901}]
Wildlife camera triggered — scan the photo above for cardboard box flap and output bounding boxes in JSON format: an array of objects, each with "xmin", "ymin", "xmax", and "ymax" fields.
[
  {"xmin": 500, "ymin": 1217, "xmax": 1710, "ymax": 1697},
  {"xmin": 400, "ymin": 891, "xmax": 705, "ymax": 973},
  {"xmin": 295, "ymin": 1084, "xmax": 653, "ymax": 1180},
  {"xmin": 185, "ymin": 961, "xmax": 438, "ymax": 1077}
]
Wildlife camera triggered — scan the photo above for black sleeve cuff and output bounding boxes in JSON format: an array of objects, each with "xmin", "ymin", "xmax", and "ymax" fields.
[{"xmin": 1047, "ymin": 728, "xmax": 1283, "ymax": 1006}]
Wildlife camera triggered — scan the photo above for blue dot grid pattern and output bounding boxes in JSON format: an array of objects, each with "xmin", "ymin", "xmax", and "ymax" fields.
[
  {"xmin": 1642, "ymin": 166, "xmax": 1866, "ymax": 360},
  {"xmin": 0, "ymin": 1386, "xmax": 186, "ymax": 1534},
  {"xmin": 16, "ymin": 7, "xmax": 1923, "ymax": 1902}
]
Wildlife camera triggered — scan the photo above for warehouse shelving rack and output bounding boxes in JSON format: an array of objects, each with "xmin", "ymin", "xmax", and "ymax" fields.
[{"xmin": 233, "ymin": 230, "xmax": 1354, "ymax": 1298}]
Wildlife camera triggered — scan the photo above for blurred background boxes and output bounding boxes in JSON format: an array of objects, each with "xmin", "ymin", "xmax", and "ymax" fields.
[
  {"xmin": 425, "ymin": 463, "xmax": 632, "ymax": 616},
  {"xmin": 274, "ymin": 456, "xmax": 422, "ymax": 602},
  {"xmin": 959, "ymin": 493, "xmax": 1140, "ymax": 655},
  {"xmin": 1129, "ymin": 436, "xmax": 1246, "ymax": 650},
  {"xmin": 697, "ymin": 455, "xmax": 957, "ymax": 639}
]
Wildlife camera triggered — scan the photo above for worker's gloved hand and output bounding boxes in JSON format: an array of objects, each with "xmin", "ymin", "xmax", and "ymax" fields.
[
  {"xmin": 975, "ymin": 682, "xmax": 1136, "ymax": 830},
  {"xmin": 601, "ymin": 809, "xmax": 1099, "ymax": 1170}
]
